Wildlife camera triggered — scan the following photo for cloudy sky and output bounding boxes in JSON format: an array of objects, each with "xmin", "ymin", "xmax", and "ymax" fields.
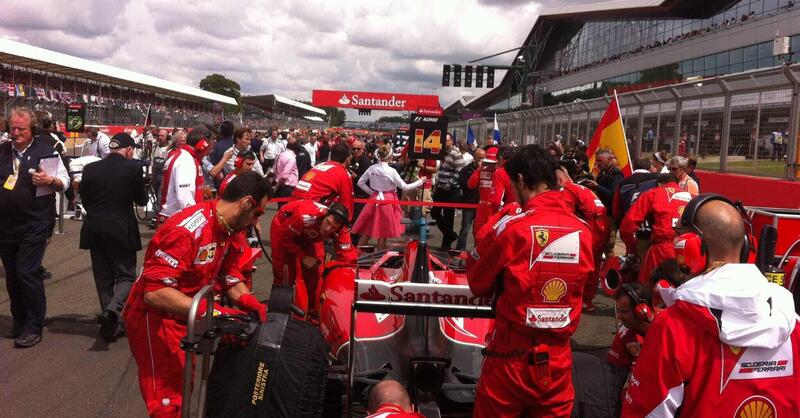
[{"xmin": 0, "ymin": 0, "xmax": 589, "ymax": 117}]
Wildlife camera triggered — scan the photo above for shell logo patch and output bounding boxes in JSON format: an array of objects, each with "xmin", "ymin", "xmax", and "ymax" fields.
[
  {"xmin": 734, "ymin": 395, "xmax": 776, "ymax": 418},
  {"xmin": 535, "ymin": 229, "xmax": 549, "ymax": 247},
  {"xmin": 541, "ymin": 278, "xmax": 567, "ymax": 303}
]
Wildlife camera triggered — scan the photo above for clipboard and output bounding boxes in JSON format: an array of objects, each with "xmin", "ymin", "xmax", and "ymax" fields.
[{"xmin": 36, "ymin": 155, "xmax": 60, "ymax": 197}]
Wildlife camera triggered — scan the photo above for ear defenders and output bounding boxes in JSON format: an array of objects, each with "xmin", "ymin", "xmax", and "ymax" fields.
[
  {"xmin": 674, "ymin": 193, "xmax": 750, "ymax": 275},
  {"xmin": 621, "ymin": 283, "xmax": 654, "ymax": 322},
  {"xmin": 194, "ymin": 138, "xmax": 209, "ymax": 153}
]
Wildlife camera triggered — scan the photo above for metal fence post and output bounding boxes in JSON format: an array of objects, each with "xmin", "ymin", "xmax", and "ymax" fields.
[{"xmin": 719, "ymin": 81, "xmax": 733, "ymax": 173}]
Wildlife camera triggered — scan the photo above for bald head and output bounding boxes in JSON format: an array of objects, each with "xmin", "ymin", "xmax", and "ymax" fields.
[
  {"xmin": 695, "ymin": 200, "xmax": 745, "ymax": 262},
  {"xmin": 368, "ymin": 379, "xmax": 412, "ymax": 413},
  {"xmin": 474, "ymin": 148, "xmax": 486, "ymax": 161}
]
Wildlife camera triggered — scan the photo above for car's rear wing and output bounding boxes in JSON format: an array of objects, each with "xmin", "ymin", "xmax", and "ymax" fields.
[{"xmin": 346, "ymin": 279, "xmax": 494, "ymax": 416}]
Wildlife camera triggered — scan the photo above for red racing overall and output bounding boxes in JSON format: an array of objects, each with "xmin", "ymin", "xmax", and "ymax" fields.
[
  {"xmin": 561, "ymin": 182, "xmax": 610, "ymax": 305},
  {"xmin": 270, "ymin": 200, "xmax": 356, "ymax": 313},
  {"xmin": 468, "ymin": 166, "xmax": 515, "ymax": 237},
  {"xmin": 620, "ymin": 183, "xmax": 691, "ymax": 283},
  {"xmin": 291, "ymin": 160, "xmax": 355, "ymax": 222},
  {"xmin": 124, "ymin": 200, "xmax": 247, "ymax": 417},
  {"xmin": 466, "ymin": 191, "xmax": 594, "ymax": 417}
]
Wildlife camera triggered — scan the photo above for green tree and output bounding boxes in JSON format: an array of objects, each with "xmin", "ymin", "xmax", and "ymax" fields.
[
  {"xmin": 199, "ymin": 73, "xmax": 242, "ymax": 115},
  {"xmin": 325, "ymin": 107, "xmax": 346, "ymax": 126}
]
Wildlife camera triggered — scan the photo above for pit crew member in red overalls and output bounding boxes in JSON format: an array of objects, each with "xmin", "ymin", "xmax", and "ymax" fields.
[
  {"xmin": 270, "ymin": 200, "xmax": 356, "ymax": 316},
  {"xmin": 158, "ymin": 125, "xmax": 211, "ymax": 222},
  {"xmin": 217, "ymin": 150, "xmax": 260, "ymax": 290},
  {"xmin": 466, "ymin": 145, "xmax": 594, "ymax": 417},
  {"xmin": 291, "ymin": 142, "xmax": 354, "ymax": 222},
  {"xmin": 607, "ymin": 282, "xmax": 658, "ymax": 371},
  {"xmin": 620, "ymin": 173, "xmax": 691, "ymax": 284},
  {"xmin": 217, "ymin": 150, "xmax": 256, "ymax": 196},
  {"xmin": 365, "ymin": 380, "xmax": 425, "ymax": 418},
  {"xmin": 124, "ymin": 172, "xmax": 270, "ymax": 418},
  {"xmin": 556, "ymin": 163, "xmax": 610, "ymax": 312},
  {"xmin": 467, "ymin": 146, "xmax": 515, "ymax": 238},
  {"xmin": 622, "ymin": 197, "xmax": 800, "ymax": 417}
]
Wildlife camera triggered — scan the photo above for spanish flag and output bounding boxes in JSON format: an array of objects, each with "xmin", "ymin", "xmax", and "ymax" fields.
[{"xmin": 586, "ymin": 92, "xmax": 632, "ymax": 177}]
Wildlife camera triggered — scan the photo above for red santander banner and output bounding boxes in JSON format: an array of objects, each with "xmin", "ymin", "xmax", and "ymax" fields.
[{"xmin": 312, "ymin": 89, "xmax": 440, "ymax": 112}]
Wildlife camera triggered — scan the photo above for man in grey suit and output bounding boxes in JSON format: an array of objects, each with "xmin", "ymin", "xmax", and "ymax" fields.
[{"xmin": 79, "ymin": 133, "xmax": 147, "ymax": 342}]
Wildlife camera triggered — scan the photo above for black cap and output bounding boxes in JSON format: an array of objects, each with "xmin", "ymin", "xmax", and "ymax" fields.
[{"xmin": 109, "ymin": 133, "xmax": 140, "ymax": 149}]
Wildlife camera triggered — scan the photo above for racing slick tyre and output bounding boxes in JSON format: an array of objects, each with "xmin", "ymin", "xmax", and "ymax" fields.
[{"xmin": 206, "ymin": 312, "xmax": 329, "ymax": 418}]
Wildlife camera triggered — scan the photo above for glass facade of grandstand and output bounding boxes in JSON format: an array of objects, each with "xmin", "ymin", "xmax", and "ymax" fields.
[
  {"xmin": 550, "ymin": 0, "xmax": 799, "ymax": 104},
  {"xmin": 452, "ymin": 64, "xmax": 800, "ymax": 180}
]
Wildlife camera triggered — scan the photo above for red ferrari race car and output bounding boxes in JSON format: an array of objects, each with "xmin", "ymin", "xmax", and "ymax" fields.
[{"xmin": 319, "ymin": 217, "xmax": 494, "ymax": 416}]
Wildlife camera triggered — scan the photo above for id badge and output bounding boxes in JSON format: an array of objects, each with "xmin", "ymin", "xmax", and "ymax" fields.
[{"xmin": 3, "ymin": 174, "xmax": 17, "ymax": 190}]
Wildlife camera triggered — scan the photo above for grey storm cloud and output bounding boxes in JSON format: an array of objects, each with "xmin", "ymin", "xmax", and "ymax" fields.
[{"xmin": 0, "ymin": 0, "xmax": 544, "ymax": 105}]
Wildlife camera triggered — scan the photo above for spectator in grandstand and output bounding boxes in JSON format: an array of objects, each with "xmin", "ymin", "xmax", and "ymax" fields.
[
  {"xmin": 224, "ymin": 127, "xmax": 263, "ymax": 176},
  {"xmin": 366, "ymin": 379, "xmax": 424, "ymax": 418},
  {"xmin": 274, "ymin": 138, "xmax": 299, "ymax": 207},
  {"xmin": 431, "ymin": 134, "xmax": 466, "ymax": 251},
  {"xmin": 158, "ymin": 125, "xmax": 212, "ymax": 222},
  {"xmin": 260, "ymin": 129, "xmax": 284, "ymax": 171},
  {"xmin": 668, "ymin": 156, "xmax": 699, "ymax": 196},
  {"xmin": 456, "ymin": 148, "xmax": 482, "ymax": 250},
  {"xmin": 650, "ymin": 150, "xmax": 670, "ymax": 174},
  {"xmin": 209, "ymin": 120, "xmax": 235, "ymax": 167},
  {"xmin": 83, "ymin": 127, "xmax": 111, "ymax": 159},
  {"xmin": 78, "ymin": 133, "xmax": 147, "ymax": 343},
  {"xmin": 353, "ymin": 144, "xmax": 424, "ymax": 251},
  {"xmin": 303, "ymin": 134, "xmax": 319, "ymax": 166},
  {"xmin": 1, "ymin": 107, "xmax": 70, "ymax": 348},
  {"xmin": 583, "ymin": 148, "xmax": 623, "ymax": 211}
]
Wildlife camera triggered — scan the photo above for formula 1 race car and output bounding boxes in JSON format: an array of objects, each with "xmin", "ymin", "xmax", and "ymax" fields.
[{"xmin": 319, "ymin": 217, "xmax": 494, "ymax": 417}]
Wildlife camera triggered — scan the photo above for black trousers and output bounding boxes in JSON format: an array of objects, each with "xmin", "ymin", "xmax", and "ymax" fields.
[
  {"xmin": 0, "ymin": 219, "xmax": 53, "ymax": 335},
  {"xmin": 89, "ymin": 246, "xmax": 137, "ymax": 316},
  {"xmin": 431, "ymin": 189, "xmax": 459, "ymax": 244}
]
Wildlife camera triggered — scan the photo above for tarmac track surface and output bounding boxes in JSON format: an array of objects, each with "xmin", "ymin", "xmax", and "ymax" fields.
[{"xmin": 0, "ymin": 208, "xmax": 617, "ymax": 418}]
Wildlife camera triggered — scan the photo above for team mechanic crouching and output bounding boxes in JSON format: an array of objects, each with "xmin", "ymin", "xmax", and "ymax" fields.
[
  {"xmin": 124, "ymin": 172, "xmax": 270, "ymax": 418},
  {"xmin": 466, "ymin": 145, "xmax": 594, "ymax": 417},
  {"xmin": 270, "ymin": 200, "xmax": 356, "ymax": 318}
]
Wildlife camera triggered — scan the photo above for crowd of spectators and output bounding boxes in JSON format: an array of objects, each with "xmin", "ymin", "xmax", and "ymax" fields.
[{"xmin": 557, "ymin": 10, "xmax": 761, "ymax": 77}]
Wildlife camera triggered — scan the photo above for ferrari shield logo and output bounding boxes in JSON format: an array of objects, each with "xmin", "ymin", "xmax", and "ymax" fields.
[{"xmin": 535, "ymin": 229, "xmax": 549, "ymax": 247}]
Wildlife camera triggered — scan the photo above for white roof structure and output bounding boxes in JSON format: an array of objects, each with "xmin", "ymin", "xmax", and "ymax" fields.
[
  {"xmin": 303, "ymin": 116, "xmax": 325, "ymax": 122},
  {"xmin": 274, "ymin": 95, "xmax": 326, "ymax": 116},
  {"xmin": 0, "ymin": 37, "xmax": 237, "ymax": 105},
  {"xmin": 243, "ymin": 94, "xmax": 327, "ymax": 117}
]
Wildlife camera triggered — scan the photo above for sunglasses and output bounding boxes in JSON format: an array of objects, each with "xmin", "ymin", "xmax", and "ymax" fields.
[{"xmin": 668, "ymin": 167, "xmax": 680, "ymax": 171}]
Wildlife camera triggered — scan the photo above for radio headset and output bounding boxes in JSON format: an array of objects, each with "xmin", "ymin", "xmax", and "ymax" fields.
[
  {"xmin": 674, "ymin": 193, "xmax": 750, "ymax": 275},
  {"xmin": 621, "ymin": 283, "xmax": 654, "ymax": 322}
]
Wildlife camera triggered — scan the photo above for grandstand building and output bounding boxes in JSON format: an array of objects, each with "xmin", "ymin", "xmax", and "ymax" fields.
[{"xmin": 453, "ymin": 0, "xmax": 800, "ymax": 179}]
